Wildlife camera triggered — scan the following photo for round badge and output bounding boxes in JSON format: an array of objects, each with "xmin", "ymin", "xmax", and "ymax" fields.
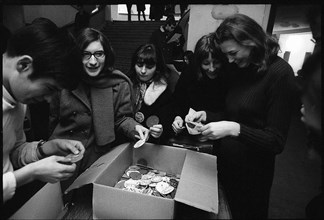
[
  {"xmin": 135, "ymin": 112, "xmax": 145, "ymax": 123},
  {"xmin": 139, "ymin": 168, "xmax": 149, "ymax": 175},
  {"xmin": 126, "ymin": 169, "xmax": 140, "ymax": 177},
  {"xmin": 124, "ymin": 179, "xmax": 139, "ymax": 188},
  {"xmin": 65, "ymin": 153, "xmax": 83, "ymax": 163},
  {"xmin": 129, "ymin": 171, "xmax": 142, "ymax": 180},
  {"xmin": 169, "ymin": 178, "xmax": 179, "ymax": 188},
  {"xmin": 146, "ymin": 115, "xmax": 160, "ymax": 128},
  {"xmin": 115, "ymin": 180, "xmax": 126, "ymax": 189},
  {"xmin": 134, "ymin": 139, "xmax": 145, "ymax": 148},
  {"xmin": 156, "ymin": 182, "xmax": 174, "ymax": 195},
  {"xmin": 129, "ymin": 165, "xmax": 140, "ymax": 170}
]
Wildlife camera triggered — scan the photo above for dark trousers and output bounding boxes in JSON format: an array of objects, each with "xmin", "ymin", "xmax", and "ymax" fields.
[
  {"xmin": 137, "ymin": 11, "xmax": 146, "ymax": 21},
  {"xmin": 126, "ymin": 4, "xmax": 132, "ymax": 21},
  {"xmin": 215, "ymin": 137, "xmax": 275, "ymax": 219}
]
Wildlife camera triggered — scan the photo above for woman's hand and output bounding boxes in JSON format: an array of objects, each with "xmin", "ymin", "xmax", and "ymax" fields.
[
  {"xmin": 135, "ymin": 124, "xmax": 150, "ymax": 141},
  {"xmin": 30, "ymin": 156, "xmax": 77, "ymax": 183},
  {"xmin": 185, "ymin": 110, "xmax": 207, "ymax": 123},
  {"xmin": 172, "ymin": 116, "xmax": 185, "ymax": 134},
  {"xmin": 198, "ymin": 121, "xmax": 240, "ymax": 140},
  {"xmin": 150, "ymin": 124, "xmax": 163, "ymax": 138},
  {"xmin": 41, "ymin": 139, "xmax": 85, "ymax": 157}
]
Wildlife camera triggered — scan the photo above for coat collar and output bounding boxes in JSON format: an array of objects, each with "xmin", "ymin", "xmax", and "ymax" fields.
[{"xmin": 72, "ymin": 82, "xmax": 91, "ymax": 110}]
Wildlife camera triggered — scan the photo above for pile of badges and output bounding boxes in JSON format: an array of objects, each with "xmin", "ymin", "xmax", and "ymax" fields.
[{"xmin": 114, "ymin": 164, "xmax": 180, "ymax": 199}]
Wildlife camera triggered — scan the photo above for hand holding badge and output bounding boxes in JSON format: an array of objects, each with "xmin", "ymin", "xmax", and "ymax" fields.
[
  {"xmin": 185, "ymin": 108, "xmax": 204, "ymax": 135},
  {"xmin": 134, "ymin": 115, "xmax": 161, "ymax": 148}
]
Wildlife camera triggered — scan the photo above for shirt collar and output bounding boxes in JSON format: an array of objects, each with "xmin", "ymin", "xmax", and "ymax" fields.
[{"xmin": 3, "ymin": 85, "xmax": 17, "ymax": 108}]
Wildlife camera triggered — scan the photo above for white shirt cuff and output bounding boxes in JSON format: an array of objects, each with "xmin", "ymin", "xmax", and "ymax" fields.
[{"xmin": 3, "ymin": 172, "xmax": 17, "ymax": 203}]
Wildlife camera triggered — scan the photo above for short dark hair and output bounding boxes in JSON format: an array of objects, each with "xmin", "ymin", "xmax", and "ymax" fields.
[
  {"xmin": 76, "ymin": 28, "xmax": 115, "ymax": 73},
  {"xmin": 128, "ymin": 43, "xmax": 167, "ymax": 83},
  {"xmin": 215, "ymin": 13, "xmax": 280, "ymax": 72},
  {"xmin": 299, "ymin": 49, "xmax": 321, "ymax": 108},
  {"xmin": 193, "ymin": 33, "xmax": 227, "ymax": 80},
  {"xmin": 183, "ymin": 50, "xmax": 194, "ymax": 63},
  {"xmin": 165, "ymin": 15, "xmax": 176, "ymax": 26},
  {"xmin": 6, "ymin": 17, "xmax": 82, "ymax": 90}
]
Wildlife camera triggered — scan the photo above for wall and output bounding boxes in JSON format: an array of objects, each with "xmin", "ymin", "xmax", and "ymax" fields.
[
  {"xmin": 277, "ymin": 32, "xmax": 315, "ymax": 75},
  {"xmin": 23, "ymin": 5, "xmax": 77, "ymax": 27},
  {"xmin": 3, "ymin": 5, "xmax": 25, "ymax": 32},
  {"xmin": 187, "ymin": 4, "xmax": 271, "ymax": 51}
]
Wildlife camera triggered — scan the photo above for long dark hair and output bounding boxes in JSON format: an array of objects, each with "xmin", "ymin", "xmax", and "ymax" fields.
[
  {"xmin": 128, "ymin": 43, "xmax": 167, "ymax": 84},
  {"xmin": 192, "ymin": 33, "xmax": 227, "ymax": 80},
  {"xmin": 76, "ymin": 28, "xmax": 115, "ymax": 73},
  {"xmin": 215, "ymin": 13, "xmax": 280, "ymax": 72}
]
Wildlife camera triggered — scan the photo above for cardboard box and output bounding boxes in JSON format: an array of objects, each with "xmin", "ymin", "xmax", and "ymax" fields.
[
  {"xmin": 9, "ymin": 182, "xmax": 64, "ymax": 219},
  {"xmin": 66, "ymin": 142, "xmax": 218, "ymax": 219}
]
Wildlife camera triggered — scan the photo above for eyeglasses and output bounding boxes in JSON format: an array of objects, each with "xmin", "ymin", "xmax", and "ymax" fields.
[{"xmin": 82, "ymin": 51, "xmax": 105, "ymax": 60}]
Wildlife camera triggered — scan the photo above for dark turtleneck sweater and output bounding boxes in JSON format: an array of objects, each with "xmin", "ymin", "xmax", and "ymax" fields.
[{"xmin": 225, "ymin": 56, "xmax": 297, "ymax": 155}]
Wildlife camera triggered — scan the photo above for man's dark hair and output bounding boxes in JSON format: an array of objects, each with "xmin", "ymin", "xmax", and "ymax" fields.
[
  {"xmin": 6, "ymin": 17, "xmax": 83, "ymax": 90},
  {"xmin": 1, "ymin": 24, "xmax": 11, "ymax": 54}
]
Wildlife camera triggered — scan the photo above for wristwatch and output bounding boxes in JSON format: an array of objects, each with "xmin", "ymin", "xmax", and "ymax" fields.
[{"xmin": 37, "ymin": 140, "xmax": 47, "ymax": 158}]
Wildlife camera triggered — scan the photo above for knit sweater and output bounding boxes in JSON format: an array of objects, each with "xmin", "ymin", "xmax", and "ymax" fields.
[{"xmin": 225, "ymin": 56, "xmax": 296, "ymax": 154}]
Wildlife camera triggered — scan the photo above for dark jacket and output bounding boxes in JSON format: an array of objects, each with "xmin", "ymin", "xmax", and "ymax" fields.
[{"xmin": 173, "ymin": 65, "xmax": 227, "ymax": 123}]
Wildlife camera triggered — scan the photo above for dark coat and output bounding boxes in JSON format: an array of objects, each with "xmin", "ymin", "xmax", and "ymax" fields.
[{"xmin": 49, "ymin": 71, "xmax": 139, "ymax": 190}]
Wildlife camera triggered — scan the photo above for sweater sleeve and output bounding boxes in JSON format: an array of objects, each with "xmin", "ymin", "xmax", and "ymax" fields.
[
  {"xmin": 3, "ymin": 172, "xmax": 17, "ymax": 203},
  {"xmin": 205, "ymin": 110, "xmax": 225, "ymax": 123},
  {"xmin": 10, "ymin": 118, "xmax": 40, "ymax": 169},
  {"xmin": 238, "ymin": 68, "xmax": 296, "ymax": 154},
  {"xmin": 172, "ymin": 68, "xmax": 191, "ymax": 119}
]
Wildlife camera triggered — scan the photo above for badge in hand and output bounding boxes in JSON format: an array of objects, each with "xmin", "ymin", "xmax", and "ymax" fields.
[
  {"xmin": 146, "ymin": 115, "xmax": 160, "ymax": 128},
  {"xmin": 135, "ymin": 112, "xmax": 145, "ymax": 123}
]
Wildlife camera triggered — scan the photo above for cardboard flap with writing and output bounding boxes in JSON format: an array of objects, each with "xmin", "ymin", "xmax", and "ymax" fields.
[
  {"xmin": 174, "ymin": 150, "xmax": 218, "ymax": 214},
  {"xmin": 65, "ymin": 143, "xmax": 130, "ymax": 194}
]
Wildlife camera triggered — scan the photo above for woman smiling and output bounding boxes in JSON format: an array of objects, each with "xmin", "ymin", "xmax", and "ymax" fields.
[{"xmin": 48, "ymin": 28, "xmax": 148, "ymax": 192}]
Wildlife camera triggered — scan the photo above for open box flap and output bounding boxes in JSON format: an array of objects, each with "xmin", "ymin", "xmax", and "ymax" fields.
[
  {"xmin": 133, "ymin": 143, "xmax": 186, "ymax": 175},
  {"xmin": 174, "ymin": 150, "xmax": 219, "ymax": 214},
  {"xmin": 65, "ymin": 143, "xmax": 130, "ymax": 194}
]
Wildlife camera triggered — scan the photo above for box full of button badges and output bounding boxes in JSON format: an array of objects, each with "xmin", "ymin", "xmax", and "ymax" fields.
[{"xmin": 65, "ymin": 142, "xmax": 218, "ymax": 219}]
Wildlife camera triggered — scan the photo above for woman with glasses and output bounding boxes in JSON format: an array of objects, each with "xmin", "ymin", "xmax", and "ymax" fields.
[
  {"xmin": 48, "ymin": 28, "xmax": 148, "ymax": 192},
  {"xmin": 127, "ymin": 44, "xmax": 174, "ymax": 144}
]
